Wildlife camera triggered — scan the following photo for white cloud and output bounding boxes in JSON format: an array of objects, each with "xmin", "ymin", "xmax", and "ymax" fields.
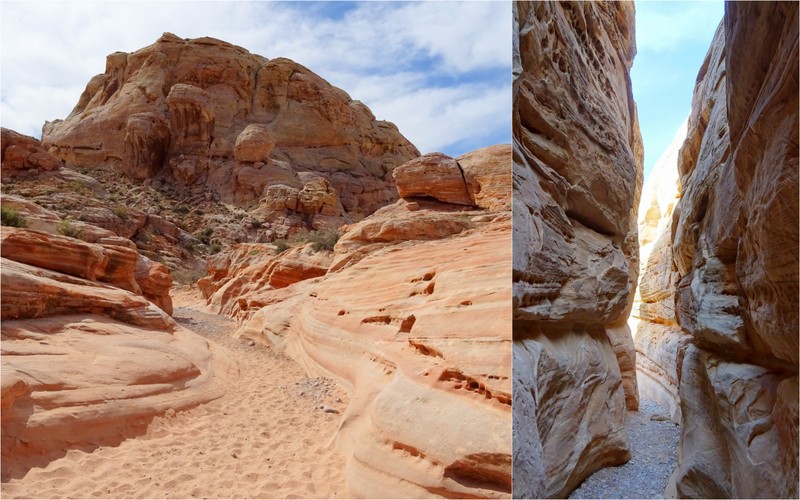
[{"xmin": 0, "ymin": 1, "xmax": 511, "ymax": 156}]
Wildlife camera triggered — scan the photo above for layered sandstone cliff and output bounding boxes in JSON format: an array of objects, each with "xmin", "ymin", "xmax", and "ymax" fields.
[
  {"xmin": 629, "ymin": 120, "xmax": 688, "ymax": 422},
  {"xmin": 41, "ymin": 33, "xmax": 419, "ymax": 230},
  {"xmin": 512, "ymin": 1, "xmax": 643, "ymax": 497},
  {"xmin": 0, "ymin": 227, "xmax": 233, "ymax": 479},
  {"xmin": 200, "ymin": 146, "xmax": 512, "ymax": 497},
  {"xmin": 633, "ymin": 4, "xmax": 798, "ymax": 498}
]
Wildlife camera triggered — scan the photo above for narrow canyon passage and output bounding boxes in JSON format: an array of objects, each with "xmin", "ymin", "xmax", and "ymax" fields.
[
  {"xmin": 1, "ymin": 296, "xmax": 349, "ymax": 499},
  {"xmin": 568, "ymin": 398, "xmax": 679, "ymax": 499}
]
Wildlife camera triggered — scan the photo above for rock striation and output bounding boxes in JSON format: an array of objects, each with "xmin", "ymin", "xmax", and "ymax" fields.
[
  {"xmin": 632, "ymin": 4, "xmax": 799, "ymax": 498},
  {"xmin": 41, "ymin": 33, "xmax": 419, "ymax": 232},
  {"xmin": 200, "ymin": 146, "xmax": 512, "ymax": 497},
  {"xmin": 0, "ymin": 227, "xmax": 233, "ymax": 479},
  {"xmin": 512, "ymin": 1, "xmax": 643, "ymax": 497}
]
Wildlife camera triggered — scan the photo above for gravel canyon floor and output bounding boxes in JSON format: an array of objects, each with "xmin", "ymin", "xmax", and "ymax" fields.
[
  {"xmin": 1, "ymin": 292, "xmax": 349, "ymax": 499},
  {"xmin": 568, "ymin": 399, "xmax": 680, "ymax": 500}
]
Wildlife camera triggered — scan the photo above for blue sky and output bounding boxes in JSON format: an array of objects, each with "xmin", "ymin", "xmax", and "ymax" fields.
[
  {"xmin": 0, "ymin": 1, "xmax": 511, "ymax": 158},
  {"xmin": 632, "ymin": 0, "xmax": 725, "ymax": 180}
]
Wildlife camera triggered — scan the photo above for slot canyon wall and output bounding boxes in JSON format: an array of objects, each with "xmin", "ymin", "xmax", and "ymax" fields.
[
  {"xmin": 632, "ymin": 2, "xmax": 798, "ymax": 498},
  {"xmin": 512, "ymin": 1, "xmax": 643, "ymax": 497}
]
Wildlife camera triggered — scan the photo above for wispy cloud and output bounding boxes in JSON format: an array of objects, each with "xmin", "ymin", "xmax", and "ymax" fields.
[{"xmin": 0, "ymin": 1, "xmax": 511, "ymax": 157}]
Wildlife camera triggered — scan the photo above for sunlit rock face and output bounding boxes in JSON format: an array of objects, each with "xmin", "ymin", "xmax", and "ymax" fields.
[
  {"xmin": 632, "ymin": 3, "xmax": 798, "ymax": 498},
  {"xmin": 200, "ymin": 145, "xmax": 513, "ymax": 498},
  {"xmin": 629, "ymin": 120, "xmax": 688, "ymax": 423},
  {"xmin": 511, "ymin": 1, "xmax": 643, "ymax": 497},
  {"xmin": 0, "ymin": 228, "xmax": 232, "ymax": 479},
  {"xmin": 41, "ymin": 33, "xmax": 419, "ymax": 228}
]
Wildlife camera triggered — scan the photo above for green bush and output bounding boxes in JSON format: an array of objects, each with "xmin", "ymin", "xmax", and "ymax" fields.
[
  {"xmin": 113, "ymin": 205, "xmax": 129, "ymax": 219},
  {"xmin": 1, "ymin": 206, "xmax": 27, "ymax": 228},
  {"xmin": 67, "ymin": 180, "xmax": 87, "ymax": 193},
  {"xmin": 273, "ymin": 239, "xmax": 290, "ymax": 253},
  {"xmin": 209, "ymin": 241, "xmax": 222, "ymax": 255},
  {"xmin": 56, "ymin": 220, "xmax": 83, "ymax": 239},
  {"xmin": 304, "ymin": 228, "xmax": 340, "ymax": 252},
  {"xmin": 195, "ymin": 227, "xmax": 214, "ymax": 244}
]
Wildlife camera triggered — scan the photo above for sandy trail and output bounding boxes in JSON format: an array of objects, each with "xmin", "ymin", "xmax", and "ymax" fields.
[{"xmin": 2, "ymin": 302, "xmax": 349, "ymax": 499}]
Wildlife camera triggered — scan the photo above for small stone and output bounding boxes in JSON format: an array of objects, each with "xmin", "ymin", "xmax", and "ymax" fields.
[
  {"xmin": 248, "ymin": 340, "xmax": 255, "ymax": 347},
  {"xmin": 231, "ymin": 452, "xmax": 238, "ymax": 459}
]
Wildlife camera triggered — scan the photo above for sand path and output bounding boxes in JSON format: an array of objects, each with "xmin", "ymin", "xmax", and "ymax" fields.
[{"xmin": 2, "ymin": 302, "xmax": 349, "ymax": 499}]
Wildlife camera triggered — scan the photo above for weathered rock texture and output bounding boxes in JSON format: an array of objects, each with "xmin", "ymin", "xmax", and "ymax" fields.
[
  {"xmin": 0, "ymin": 227, "xmax": 233, "ymax": 479},
  {"xmin": 1, "ymin": 128, "xmax": 62, "ymax": 181},
  {"xmin": 201, "ymin": 146, "xmax": 512, "ymax": 497},
  {"xmin": 629, "ymin": 120, "xmax": 689, "ymax": 423},
  {"xmin": 632, "ymin": 4, "xmax": 799, "ymax": 498},
  {"xmin": 512, "ymin": 1, "xmax": 643, "ymax": 497},
  {"xmin": 42, "ymin": 33, "xmax": 419, "ymax": 230}
]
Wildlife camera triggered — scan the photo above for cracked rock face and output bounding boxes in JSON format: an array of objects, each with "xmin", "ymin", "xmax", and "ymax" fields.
[
  {"xmin": 512, "ymin": 1, "xmax": 643, "ymax": 497},
  {"xmin": 632, "ymin": 3, "xmax": 798, "ymax": 498},
  {"xmin": 41, "ymin": 33, "xmax": 419, "ymax": 222}
]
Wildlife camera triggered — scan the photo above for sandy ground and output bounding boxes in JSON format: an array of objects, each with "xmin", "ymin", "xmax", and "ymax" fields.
[{"xmin": 2, "ymin": 292, "xmax": 349, "ymax": 499}]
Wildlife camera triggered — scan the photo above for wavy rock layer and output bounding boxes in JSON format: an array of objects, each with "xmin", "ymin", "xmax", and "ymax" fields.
[
  {"xmin": 205, "ymin": 146, "xmax": 512, "ymax": 497},
  {"xmin": 512, "ymin": 1, "xmax": 643, "ymax": 497},
  {"xmin": 0, "ymin": 228, "xmax": 232, "ymax": 479},
  {"xmin": 633, "ymin": 4, "xmax": 798, "ymax": 498},
  {"xmin": 42, "ymin": 33, "xmax": 419, "ymax": 225}
]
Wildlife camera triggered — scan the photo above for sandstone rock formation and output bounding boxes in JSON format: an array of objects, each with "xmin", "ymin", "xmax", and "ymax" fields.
[
  {"xmin": 1, "ymin": 128, "xmax": 62, "ymax": 181},
  {"xmin": 628, "ymin": 120, "xmax": 688, "ymax": 422},
  {"xmin": 199, "ymin": 146, "xmax": 512, "ymax": 497},
  {"xmin": 41, "ymin": 33, "xmax": 419, "ymax": 233},
  {"xmin": 0, "ymin": 227, "xmax": 233, "ymax": 479},
  {"xmin": 512, "ymin": 2, "xmax": 643, "ymax": 497},
  {"xmin": 632, "ymin": 4, "xmax": 799, "ymax": 498}
]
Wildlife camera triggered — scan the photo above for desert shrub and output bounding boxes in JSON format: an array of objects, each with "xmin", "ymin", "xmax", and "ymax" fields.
[
  {"xmin": 273, "ymin": 238, "xmax": 290, "ymax": 253},
  {"xmin": 135, "ymin": 229, "xmax": 152, "ymax": 243},
  {"xmin": 195, "ymin": 227, "xmax": 214, "ymax": 244},
  {"xmin": 304, "ymin": 228, "xmax": 340, "ymax": 252},
  {"xmin": 278, "ymin": 228, "xmax": 340, "ymax": 253},
  {"xmin": 209, "ymin": 241, "xmax": 223, "ymax": 255},
  {"xmin": 1, "ymin": 206, "xmax": 27, "ymax": 228},
  {"xmin": 251, "ymin": 219, "xmax": 263, "ymax": 228},
  {"xmin": 171, "ymin": 205, "xmax": 190, "ymax": 215},
  {"xmin": 56, "ymin": 220, "xmax": 83, "ymax": 239},
  {"xmin": 67, "ymin": 180, "xmax": 87, "ymax": 193},
  {"xmin": 113, "ymin": 205, "xmax": 129, "ymax": 219},
  {"xmin": 172, "ymin": 267, "xmax": 209, "ymax": 285}
]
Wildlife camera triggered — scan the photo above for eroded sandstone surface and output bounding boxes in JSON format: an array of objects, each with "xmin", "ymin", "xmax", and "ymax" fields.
[
  {"xmin": 0, "ymin": 227, "xmax": 234, "ymax": 480},
  {"xmin": 512, "ymin": 1, "xmax": 643, "ymax": 497},
  {"xmin": 198, "ymin": 146, "xmax": 513, "ymax": 497},
  {"xmin": 632, "ymin": 4, "xmax": 798, "ymax": 498}
]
